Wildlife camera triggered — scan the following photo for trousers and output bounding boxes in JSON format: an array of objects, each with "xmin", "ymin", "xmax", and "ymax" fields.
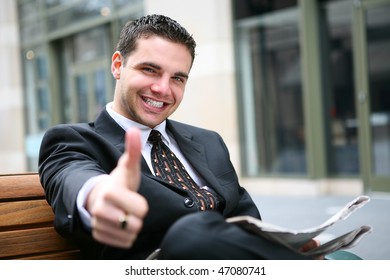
[{"xmin": 158, "ymin": 211, "xmax": 311, "ymax": 260}]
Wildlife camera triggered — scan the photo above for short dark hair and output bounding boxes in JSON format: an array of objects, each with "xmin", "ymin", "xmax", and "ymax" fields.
[{"xmin": 116, "ymin": 14, "xmax": 196, "ymax": 64}]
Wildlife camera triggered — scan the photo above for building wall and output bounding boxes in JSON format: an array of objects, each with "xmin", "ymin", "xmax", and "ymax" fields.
[{"xmin": 0, "ymin": 0, "xmax": 27, "ymax": 173}]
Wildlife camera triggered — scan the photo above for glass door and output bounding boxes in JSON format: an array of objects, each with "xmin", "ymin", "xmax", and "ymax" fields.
[
  {"xmin": 235, "ymin": 7, "xmax": 307, "ymax": 176},
  {"xmin": 353, "ymin": 0, "xmax": 390, "ymax": 192},
  {"xmin": 70, "ymin": 66, "xmax": 110, "ymax": 123},
  {"xmin": 62, "ymin": 26, "xmax": 112, "ymax": 123}
]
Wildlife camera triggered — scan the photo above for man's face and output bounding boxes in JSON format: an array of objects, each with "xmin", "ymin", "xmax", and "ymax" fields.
[{"xmin": 111, "ymin": 36, "xmax": 192, "ymax": 128}]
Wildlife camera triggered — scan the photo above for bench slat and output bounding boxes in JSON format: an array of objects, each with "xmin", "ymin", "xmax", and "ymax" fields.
[
  {"xmin": 0, "ymin": 199, "xmax": 54, "ymax": 229},
  {"xmin": 0, "ymin": 173, "xmax": 81, "ymax": 259},
  {"xmin": 0, "ymin": 227, "xmax": 79, "ymax": 259},
  {"xmin": 19, "ymin": 250, "xmax": 81, "ymax": 260},
  {"xmin": 0, "ymin": 173, "xmax": 44, "ymax": 201}
]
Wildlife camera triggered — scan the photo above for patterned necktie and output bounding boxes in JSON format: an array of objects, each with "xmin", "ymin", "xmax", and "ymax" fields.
[{"xmin": 148, "ymin": 130, "xmax": 218, "ymax": 211}]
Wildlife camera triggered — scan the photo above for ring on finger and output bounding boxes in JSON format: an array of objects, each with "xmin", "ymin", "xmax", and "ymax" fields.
[{"xmin": 118, "ymin": 214, "xmax": 129, "ymax": 230}]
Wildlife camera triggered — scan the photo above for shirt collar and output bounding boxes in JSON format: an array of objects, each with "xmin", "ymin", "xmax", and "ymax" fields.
[{"xmin": 105, "ymin": 102, "xmax": 171, "ymax": 148}]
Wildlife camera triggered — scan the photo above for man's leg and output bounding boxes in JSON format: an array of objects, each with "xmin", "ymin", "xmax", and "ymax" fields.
[{"xmin": 158, "ymin": 211, "xmax": 311, "ymax": 260}]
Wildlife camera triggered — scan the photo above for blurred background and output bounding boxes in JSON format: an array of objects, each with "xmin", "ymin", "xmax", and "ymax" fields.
[{"xmin": 1, "ymin": 0, "xmax": 389, "ymax": 259}]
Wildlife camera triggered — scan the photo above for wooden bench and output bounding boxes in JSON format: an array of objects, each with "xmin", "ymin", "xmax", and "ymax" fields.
[{"xmin": 0, "ymin": 173, "xmax": 80, "ymax": 259}]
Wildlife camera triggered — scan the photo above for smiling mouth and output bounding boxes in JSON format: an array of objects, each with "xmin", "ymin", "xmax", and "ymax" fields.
[{"xmin": 142, "ymin": 97, "xmax": 164, "ymax": 108}]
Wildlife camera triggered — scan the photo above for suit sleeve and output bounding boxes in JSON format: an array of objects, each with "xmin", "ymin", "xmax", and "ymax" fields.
[{"xmin": 38, "ymin": 124, "xmax": 120, "ymax": 238}]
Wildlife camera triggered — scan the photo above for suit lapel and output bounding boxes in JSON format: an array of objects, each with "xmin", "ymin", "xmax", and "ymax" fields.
[
  {"xmin": 166, "ymin": 121, "xmax": 224, "ymax": 197},
  {"xmin": 94, "ymin": 109, "xmax": 126, "ymax": 154}
]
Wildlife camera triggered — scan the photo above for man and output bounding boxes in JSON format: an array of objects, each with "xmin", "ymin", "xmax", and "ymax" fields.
[{"xmin": 39, "ymin": 14, "xmax": 317, "ymax": 259}]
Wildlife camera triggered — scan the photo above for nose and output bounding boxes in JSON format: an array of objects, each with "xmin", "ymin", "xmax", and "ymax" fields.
[{"xmin": 150, "ymin": 77, "xmax": 171, "ymax": 96}]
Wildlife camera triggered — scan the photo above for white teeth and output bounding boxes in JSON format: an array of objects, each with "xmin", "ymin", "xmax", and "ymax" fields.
[{"xmin": 144, "ymin": 97, "xmax": 164, "ymax": 108}]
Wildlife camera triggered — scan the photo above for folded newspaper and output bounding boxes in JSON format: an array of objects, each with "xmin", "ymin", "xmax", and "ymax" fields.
[{"xmin": 226, "ymin": 195, "xmax": 373, "ymax": 258}]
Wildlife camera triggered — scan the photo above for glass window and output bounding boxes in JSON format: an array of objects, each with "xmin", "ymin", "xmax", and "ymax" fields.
[
  {"xmin": 22, "ymin": 49, "xmax": 52, "ymax": 171},
  {"xmin": 321, "ymin": 1, "xmax": 360, "ymax": 175},
  {"xmin": 233, "ymin": 0, "xmax": 297, "ymax": 19},
  {"xmin": 46, "ymin": 0, "xmax": 113, "ymax": 32},
  {"xmin": 44, "ymin": 0, "xmax": 78, "ymax": 9},
  {"xmin": 367, "ymin": 5, "xmax": 390, "ymax": 176},
  {"xmin": 94, "ymin": 69, "xmax": 107, "ymax": 116},
  {"xmin": 18, "ymin": 0, "xmax": 40, "ymax": 20},
  {"xmin": 38, "ymin": 88, "xmax": 50, "ymax": 130},
  {"xmin": 23, "ymin": 51, "xmax": 52, "ymax": 134},
  {"xmin": 17, "ymin": 0, "xmax": 45, "ymax": 44},
  {"xmin": 72, "ymin": 27, "xmax": 107, "ymax": 63},
  {"xmin": 115, "ymin": 0, "xmax": 143, "ymax": 9},
  {"xmin": 36, "ymin": 56, "xmax": 48, "ymax": 80},
  {"xmin": 76, "ymin": 74, "xmax": 89, "ymax": 123},
  {"xmin": 59, "ymin": 25, "xmax": 111, "ymax": 123},
  {"xmin": 236, "ymin": 8, "xmax": 306, "ymax": 176}
]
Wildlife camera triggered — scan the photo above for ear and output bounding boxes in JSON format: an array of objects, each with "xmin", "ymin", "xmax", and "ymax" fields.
[{"xmin": 111, "ymin": 51, "xmax": 123, "ymax": 80}]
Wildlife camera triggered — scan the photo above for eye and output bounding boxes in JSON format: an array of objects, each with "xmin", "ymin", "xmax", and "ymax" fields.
[
  {"xmin": 172, "ymin": 76, "xmax": 185, "ymax": 83},
  {"xmin": 142, "ymin": 67, "xmax": 156, "ymax": 74}
]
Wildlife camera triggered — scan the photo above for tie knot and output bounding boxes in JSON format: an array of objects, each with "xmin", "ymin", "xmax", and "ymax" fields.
[{"xmin": 148, "ymin": 130, "xmax": 162, "ymax": 144}]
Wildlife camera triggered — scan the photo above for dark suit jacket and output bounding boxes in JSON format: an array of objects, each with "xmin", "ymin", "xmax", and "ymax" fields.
[{"xmin": 38, "ymin": 109, "xmax": 261, "ymax": 259}]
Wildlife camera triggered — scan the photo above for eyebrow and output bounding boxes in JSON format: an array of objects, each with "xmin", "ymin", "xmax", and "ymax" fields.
[{"xmin": 138, "ymin": 62, "xmax": 189, "ymax": 80}]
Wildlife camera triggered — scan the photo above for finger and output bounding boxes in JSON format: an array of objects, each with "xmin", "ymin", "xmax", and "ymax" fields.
[
  {"xmin": 114, "ymin": 127, "xmax": 142, "ymax": 192},
  {"xmin": 125, "ymin": 127, "xmax": 142, "ymax": 172},
  {"xmin": 87, "ymin": 176, "xmax": 148, "ymax": 227},
  {"xmin": 98, "ymin": 188, "xmax": 148, "ymax": 220},
  {"xmin": 92, "ymin": 214, "xmax": 143, "ymax": 235},
  {"xmin": 299, "ymin": 239, "xmax": 320, "ymax": 252},
  {"xmin": 108, "ymin": 190, "xmax": 148, "ymax": 219},
  {"xmin": 91, "ymin": 214, "xmax": 143, "ymax": 248},
  {"xmin": 92, "ymin": 224, "xmax": 138, "ymax": 248},
  {"xmin": 124, "ymin": 127, "xmax": 141, "ymax": 191},
  {"xmin": 117, "ymin": 214, "xmax": 144, "ymax": 233},
  {"xmin": 89, "ymin": 189, "xmax": 147, "ymax": 225},
  {"xmin": 93, "ymin": 232, "xmax": 137, "ymax": 248}
]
